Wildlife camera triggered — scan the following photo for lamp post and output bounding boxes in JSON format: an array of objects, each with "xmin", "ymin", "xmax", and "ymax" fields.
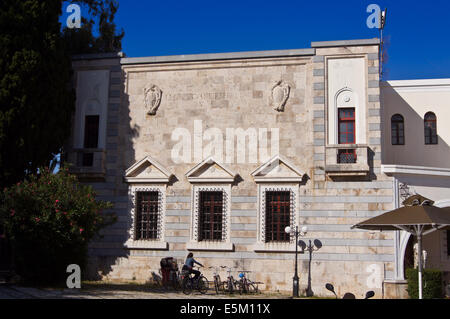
[
  {"xmin": 285, "ymin": 225, "xmax": 308, "ymax": 298},
  {"xmin": 298, "ymin": 239, "xmax": 322, "ymax": 297}
]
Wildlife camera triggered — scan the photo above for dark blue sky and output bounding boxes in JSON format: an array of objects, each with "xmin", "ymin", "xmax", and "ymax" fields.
[{"xmin": 65, "ymin": 0, "xmax": 450, "ymax": 80}]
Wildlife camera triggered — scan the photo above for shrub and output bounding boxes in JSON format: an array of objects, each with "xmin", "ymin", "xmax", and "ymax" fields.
[
  {"xmin": 0, "ymin": 166, "xmax": 116, "ymax": 285},
  {"xmin": 406, "ymin": 268, "xmax": 444, "ymax": 299}
]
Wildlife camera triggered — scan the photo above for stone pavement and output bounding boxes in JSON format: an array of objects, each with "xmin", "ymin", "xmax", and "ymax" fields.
[{"xmin": 0, "ymin": 283, "xmax": 288, "ymax": 299}]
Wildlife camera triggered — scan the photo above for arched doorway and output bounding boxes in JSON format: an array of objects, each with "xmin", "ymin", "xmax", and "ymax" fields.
[
  {"xmin": 403, "ymin": 235, "xmax": 415, "ymax": 274},
  {"xmin": 398, "ymin": 199, "xmax": 450, "ymax": 280}
]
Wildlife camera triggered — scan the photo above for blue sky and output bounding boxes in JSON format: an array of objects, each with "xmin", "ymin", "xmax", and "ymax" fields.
[{"xmin": 63, "ymin": 0, "xmax": 450, "ymax": 80}]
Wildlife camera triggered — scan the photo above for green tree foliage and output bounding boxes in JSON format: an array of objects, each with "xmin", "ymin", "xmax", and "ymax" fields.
[
  {"xmin": 0, "ymin": 167, "xmax": 116, "ymax": 285},
  {"xmin": 406, "ymin": 268, "xmax": 444, "ymax": 299},
  {"xmin": 0, "ymin": 0, "xmax": 75, "ymax": 188},
  {"xmin": 0, "ymin": 0, "xmax": 124, "ymax": 188},
  {"xmin": 62, "ymin": 0, "xmax": 124, "ymax": 54}
]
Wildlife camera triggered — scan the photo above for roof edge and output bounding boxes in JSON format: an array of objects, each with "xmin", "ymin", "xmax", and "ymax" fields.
[
  {"xmin": 72, "ymin": 52, "xmax": 125, "ymax": 61},
  {"xmin": 311, "ymin": 38, "xmax": 380, "ymax": 48},
  {"xmin": 121, "ymin": 48, "xmax": 315, "ymax": 65}
]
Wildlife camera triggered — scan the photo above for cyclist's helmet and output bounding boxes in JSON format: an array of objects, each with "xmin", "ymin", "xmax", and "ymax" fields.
[{"xmin": 239, "ymin": 273, "xmax": 244, "ymax": 278}]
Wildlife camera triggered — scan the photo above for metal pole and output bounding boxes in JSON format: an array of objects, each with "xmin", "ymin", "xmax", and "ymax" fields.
[
  {"xmin": 293, "ymin": 226, "xmax": 299, "ymax": 297},
  {"xmin": 417, "ymin": 226, "xmax": 423, "ymax": 299},
  {"xmin": 380, "ymin": 28, "xmax": 383, "ymax": 78},
  {"xmin": 306, "ymin": 240, "xmax": 313, "ymax": 297}
]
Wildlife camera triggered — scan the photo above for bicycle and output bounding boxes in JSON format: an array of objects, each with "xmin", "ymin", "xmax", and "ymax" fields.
[
  {"xmin": 182, "ymin": 266, "xmax": 209, "ymax": 295},
  {"xmin": 222, "ymin": 266, "xmax": 238, "ymax": 294},
  {"xmin": 236, "ymin": 270, "xmax": 259, "ymax": 294},
  {"xmin": 209, "ymin": 266, "xmax": 225, "ymax": 294}
]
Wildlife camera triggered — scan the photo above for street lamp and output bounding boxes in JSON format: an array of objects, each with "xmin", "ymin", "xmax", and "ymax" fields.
[
  {"xmin": 298, "ymin": 239, "xmax": 322, "ymax": 297},
  {"xmin": 284, "ymin": 225, "xmax": 308, "ymax": 298}
]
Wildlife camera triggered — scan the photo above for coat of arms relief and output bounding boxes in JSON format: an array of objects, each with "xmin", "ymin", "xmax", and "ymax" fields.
[
  {"xmin": 271, "ymin": 80, "xmax": 290, "ymax": 112},
  {"xmin": 144, "ymin": 84, "xmax": 163, "ymax": 115}
]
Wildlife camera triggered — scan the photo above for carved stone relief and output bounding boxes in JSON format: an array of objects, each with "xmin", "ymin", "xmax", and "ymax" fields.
[
  {"xmin": 271, "ymin": 80, "xmax": 290, "ymax": 112},
  {"xmin": 144, "ymin": 84, "xmax": 163, "ymax": 115}
]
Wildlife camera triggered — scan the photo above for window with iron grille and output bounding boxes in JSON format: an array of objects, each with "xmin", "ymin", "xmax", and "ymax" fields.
[
  {"xmin": 82, "ymin": 115, "xmax": 99, "ymax": 167},
  {"xmin": 135, "ymin": 191, "xmax": 159, "ymax": 240},
  {"xmin": 199, "ymin": 191, "xmax": 223, "ymax": 241},
  {"xmin": 337, "ymin": 149, "xmax": 357, "ymax": 164},
  {"xmin": 391, "ymin": 114, "xmax": 405, "ymax": 145},
  {"xmin": 265, "ymin": 191, "xmax": 290, "ymax": 243},
  {"xmin": 424, "ymin": 112, "xmax": 438, "ymax": 145}
]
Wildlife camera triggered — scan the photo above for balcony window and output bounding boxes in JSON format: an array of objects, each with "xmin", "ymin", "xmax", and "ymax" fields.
[
  {"xmin": 338, "ymin": 108, "xmax": 356, "ymax": 144},
  {"xmin": 82, "ymin": 115, "xmax": 99, "ymax": 167}
]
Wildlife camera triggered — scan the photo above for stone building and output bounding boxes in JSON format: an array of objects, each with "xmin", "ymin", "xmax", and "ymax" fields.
[{"xmin": 67, "ymin": 38, "xmax": 449, "ymax": 298}]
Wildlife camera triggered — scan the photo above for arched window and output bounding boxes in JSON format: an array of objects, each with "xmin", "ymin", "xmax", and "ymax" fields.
[
  {"xmin": 391, "ymin": 114, "xmax": 405, "ymax": 145},
  {"xmin": 424, "ymin": 112, "xmax": 437, "ymax": 145}
]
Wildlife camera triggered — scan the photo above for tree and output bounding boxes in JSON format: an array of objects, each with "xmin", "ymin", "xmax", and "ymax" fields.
[
  {"xmin": 0, "ymin": 166, "xmax": 116, "ymax": 284},
  {"xmin": 62, "ymin": 0, "xmax": 124, "ymax": 54},
  {"xmin": 0, "ymin": 0, "xmax": 124, "ymax": 189},
  {"xmin": 0, "ymin": 0, "xmax": 74, "ymax": 188}
]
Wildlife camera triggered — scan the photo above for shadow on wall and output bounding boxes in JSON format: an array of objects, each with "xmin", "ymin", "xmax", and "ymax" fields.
[
  {"xmin": 86, "ymin": 70, "xmax": 138, "ymax": 282},
  {"xmin": 381, "ymin": 83, "xmax": 450, "ymax": 168}
]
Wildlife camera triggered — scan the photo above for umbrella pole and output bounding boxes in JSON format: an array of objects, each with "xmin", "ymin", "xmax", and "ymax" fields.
[{"xmin": 416, "ymin": 225, "xmax": 424, "ymax": 300}]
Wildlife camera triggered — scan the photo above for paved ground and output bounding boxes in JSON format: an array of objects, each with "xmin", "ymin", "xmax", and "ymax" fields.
[{"xmin": 0, "ymin": 283, "xmax": 288, "ymax": 299}]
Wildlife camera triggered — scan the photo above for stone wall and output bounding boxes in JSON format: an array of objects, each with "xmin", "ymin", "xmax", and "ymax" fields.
[{"xmin": 70, "ymin": 41, "xmax": 397, "ymax": 298}]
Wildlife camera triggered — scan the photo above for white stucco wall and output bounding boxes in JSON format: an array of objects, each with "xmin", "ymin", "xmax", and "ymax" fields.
[{"xmin": 381, "ymin": 79, "xmax": 450, "ymax": 168}]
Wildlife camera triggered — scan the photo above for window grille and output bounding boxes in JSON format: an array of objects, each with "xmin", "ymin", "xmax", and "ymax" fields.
[
  {"xmin": 337, "ymin": 149, "xmax": 357, "ymax": 164},
  {"xmin": 135, "ymin": 191, "xmax": 159, "ymax": 240},
  {"xmin": 265, "ymin": 191, "xmax": 290, "ymax": 243},
  {"xmin": 199, "ymin": 191, "xmax": 223, "ymax": 241}
]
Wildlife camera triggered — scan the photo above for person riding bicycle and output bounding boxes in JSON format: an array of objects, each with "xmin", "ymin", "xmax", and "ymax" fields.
[{"xmin": 182, "ymin": 252, "xmax": 203, "ymax": 280}]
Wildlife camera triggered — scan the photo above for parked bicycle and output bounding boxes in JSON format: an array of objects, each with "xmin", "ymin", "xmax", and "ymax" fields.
[
  {"xmin": 209, "ymin": 266, "xmax": 226, "ymax": 294},
  {"xmin": 236, "ymin": 270, "xmax": 260, "ymax": 294},
  {"xmin": 222, "ymin": 266, "xmax": 238, "ymax": 294},
  {"xmin": 182, "ymin": 266, "xmax": 209, "ymax": 295}
]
